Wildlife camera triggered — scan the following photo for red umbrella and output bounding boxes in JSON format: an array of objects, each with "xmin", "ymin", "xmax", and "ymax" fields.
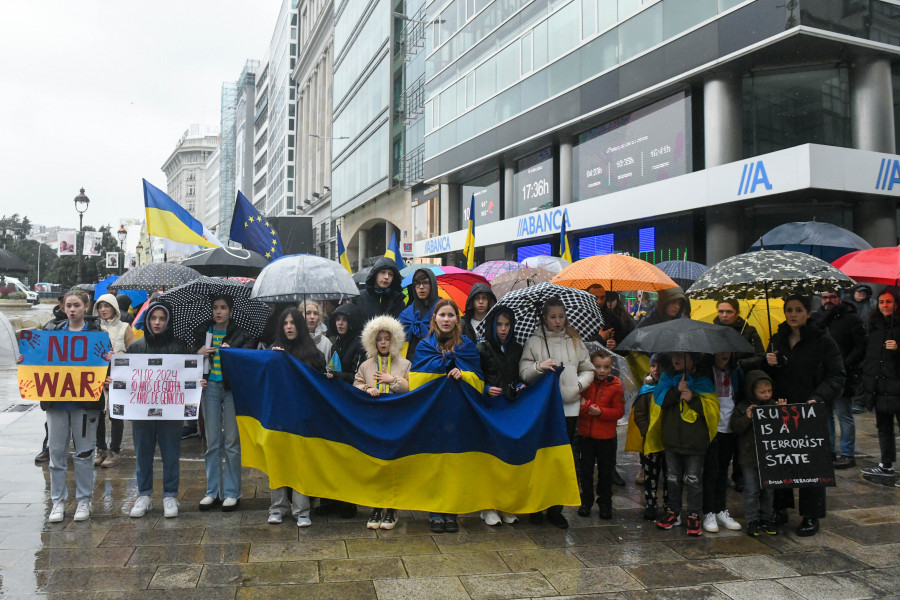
[{"xmin": 832, "ymin": 247, "xmax": 900, "ymax": 285}]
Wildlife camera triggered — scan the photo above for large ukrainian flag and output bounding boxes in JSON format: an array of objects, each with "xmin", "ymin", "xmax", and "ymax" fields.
[
  {"xmin": 143, "ymin": 179, "xmax": 219, "ymax": 248},
  {"xmin": 221, "ymin": 348, "xmax": 580, "ymax": 513},
  {"xmin": 643, "ymin": 371, "xmax": 720, "ymax": 454}
]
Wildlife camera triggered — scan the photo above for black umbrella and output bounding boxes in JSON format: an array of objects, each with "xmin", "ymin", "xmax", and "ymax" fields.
[
  {"xmin": 352, "ymin": 267, "xmax": 372, "ymax": 290},
  {"xmin": 748, "ymin": 221, "xmax": 872, "ymax": 263},
  {"xmin": 476, "ymin": 282, "xmax": 605, "ymax": 346},
  {"xmin": 618, "ymin": 319, "xmax": 755, "ymax": 354},
  {"xmin": 108, "ymin": 263, "xmax": 201, "ymax": 292},
  {"xmin": 158, "ymin": 276, "xmax": 271, "ymax": 345},
  {"xmin": 180, "ymin": 247, "xmax": 269, "ymax": 277},
  {"xmin": 0, "ymin": 249, "xmax": 29, "ymax": 274},
  {"xmin": 654, "ymin": 260, "xmax": 708, "ymax": 291}
]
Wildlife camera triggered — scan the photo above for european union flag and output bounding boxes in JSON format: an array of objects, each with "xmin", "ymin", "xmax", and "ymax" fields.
[{"xmin": 229, "ymin": 191, "xmax": 284, "ymax": 261}]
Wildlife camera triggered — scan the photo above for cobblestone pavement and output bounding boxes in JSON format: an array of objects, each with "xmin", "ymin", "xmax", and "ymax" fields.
[{"xmin": 1, "ymin": 365, "xmax": 899, "ymax": 599}]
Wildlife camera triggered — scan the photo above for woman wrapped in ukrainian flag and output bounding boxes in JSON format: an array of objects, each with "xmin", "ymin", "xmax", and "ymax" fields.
[{"xmin": 408, "ymin": 298, "xmax": 485, "ymax": 534}]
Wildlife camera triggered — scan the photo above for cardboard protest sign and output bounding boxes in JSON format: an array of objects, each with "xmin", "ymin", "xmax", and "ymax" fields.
[
  {"xmin": 109, "ymin": 354, "xmax": 202, "ymax": 420},
  {"xmin": 753, "ymin": 403, "xmax": 836, "ymax": 489},
  {"xmin": 18, "ymin": 331, "xmax": 111, "ymax": 401}
]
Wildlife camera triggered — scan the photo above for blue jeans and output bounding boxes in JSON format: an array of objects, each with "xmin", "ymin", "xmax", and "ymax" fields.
[
  {"xmin": 132, "ymin": 420, "xmax": 182, "ymax": 497},
  {"xmin": 825, "ymin": 396, "xmax": 855, "ymax": 457},
  {"xmin": 46, "ymin": 409, "xmax": 99, "ymax": 503},
  {"xmin": 742, "ymin": 466, "xmax": 774, "ymax": 523},
  {"xmin": 201, "ymin": 381, "xmax": 241, "ymax": 499}
]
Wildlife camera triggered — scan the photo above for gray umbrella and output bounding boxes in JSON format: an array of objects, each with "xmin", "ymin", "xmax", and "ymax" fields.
[
  {"xmin": 618, "ymin": 319, "xmax": 755, "ymax": 354},
  {"xmin": 251, "ymin": 254, "xmax": 360, "ymax": 302}
]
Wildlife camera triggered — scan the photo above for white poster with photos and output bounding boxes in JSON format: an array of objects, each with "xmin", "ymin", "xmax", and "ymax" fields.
[
  {"xmin": 105, "ymin": 252, "xmax": 119, "ymax": 269},
  {"xmin": 109, "ymin": 354, "xmax": 203, "ymax": 420}
]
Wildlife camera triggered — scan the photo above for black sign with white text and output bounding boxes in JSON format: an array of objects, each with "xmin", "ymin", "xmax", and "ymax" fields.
[{"xmin": 753, "ymin": 403, "xmax": 836, "ymax": 489}]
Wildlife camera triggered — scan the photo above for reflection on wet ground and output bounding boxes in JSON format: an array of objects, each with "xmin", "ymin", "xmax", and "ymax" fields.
[{"xmin": 1, "ymin": 335, "xmax": 899, "ymax": 597}]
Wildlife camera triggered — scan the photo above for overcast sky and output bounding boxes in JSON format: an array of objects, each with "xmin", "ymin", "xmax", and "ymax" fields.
[{"xmin": 0, "ymin": 0, "xmax": 283, "ymax": 232}]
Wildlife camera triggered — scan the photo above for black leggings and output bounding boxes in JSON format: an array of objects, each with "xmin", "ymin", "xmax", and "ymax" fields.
[{"xmin": 96, "ymin": 411, "xmax": 124, "ymax": 453}]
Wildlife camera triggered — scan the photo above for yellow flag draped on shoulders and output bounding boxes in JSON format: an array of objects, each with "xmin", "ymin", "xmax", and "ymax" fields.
[
  {"xmin": 643, "ymin": 371, "xmax": 719, "ymax": 455},
  {"xmin": 221, "ymin": 347, "xmax": 580, "ymax": 514}
]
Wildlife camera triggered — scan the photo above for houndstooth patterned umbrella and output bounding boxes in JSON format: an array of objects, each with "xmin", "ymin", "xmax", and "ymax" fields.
[
  {"xmin": 108, "ymin": 263, "xmax": 201, "ymax": 292},
  {"xmin": 687, "ymin": 250, "xmax": 855, "ymax": 300},
  {"xmin": 158, "ymin": 276, "xmax": 271, "ymax": 345},
  {"xmin": 476, "ymin": 282, "xmax": 605, "ymax": 345}
]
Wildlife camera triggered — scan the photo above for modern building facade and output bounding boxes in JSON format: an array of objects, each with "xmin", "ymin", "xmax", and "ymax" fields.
[
  {"xmin": 235, "ymin": 60, "xmax": 260, "ymax": 218},
  {"xmin": 204, "ymin": 145, "xmax": 221, "ymax": 237},
  {"xmin": 161, "ymin": 124, "xmax": 220, "ymax": 226},
  {"xmin": 293, "ymin": 0, "xmax": 338, "ymax": 260},
  {"xmin": 411, "ymin": 0, "xmax": 900, "ymax": 267},
  {"xmin": 253, "ymin": 0, "xmax": 299, "ymax": 217},
  {"xmin": 332, "ymin": 0, "xmax": 410, "ymax": 268},
  {"xmin": 215, "ymin": 82, "xmax": 238, "ymax": 242}
]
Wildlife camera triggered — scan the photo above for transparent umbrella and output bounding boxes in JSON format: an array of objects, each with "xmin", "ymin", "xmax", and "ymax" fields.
[{"xmin": 251, "ymin": 254, "xmax": 360, "ymax": 302}]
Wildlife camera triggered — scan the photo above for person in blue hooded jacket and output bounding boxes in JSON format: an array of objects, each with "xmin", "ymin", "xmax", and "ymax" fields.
[{"xmin": 398, "ymin": 267, "xmax": 439, "ymax": 360}]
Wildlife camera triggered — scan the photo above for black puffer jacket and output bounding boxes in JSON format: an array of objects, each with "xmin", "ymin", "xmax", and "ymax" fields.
[
  {"xmin": 731, "ymin": 370, "xmax": 776, "ymax": 468},
  {"xmin": 764, "ymin": 321, "xmax": 845, "ymax": 405},
  {"xmin": 812, "ymin": 302, "xmax": 867, "ymax": 385},
  {"xmin": 713, "ymin": 316, "xmax": 765, "ymax": 371},
  {"xmin": 637, "ymin": 286, "xmax": 691, "ymax": 329},
  {"xmin": 40, "ymin": 316, "xmax": 107, "ymax": 411},
  {"xmin": 476, "ymin": 307, "xmax": 524, "ymax": 398},
  {"xmin": 327, "ymin": 303, "xmax": 366, "ymax": 384},
  {"xmin": 351, "ymin": 256, "xmax": 405, "ymax": 321},
  {"xmin": 191, "ymin": 319, "xmax": 256, "ymax": 390},
  {"xmin": 128, "ymin": 304, "xmax": 190, "ymax": 355},
  {"xmin": 461, "ymin": 282, "xmax": 496, "ymax": 342},
  {"xmin": 861, "ymin": 293, "xmax": 900, "ymax": 414},
  {"xmin": 847, "ymin": 284, "xmax": 875, "ymax": 325}
]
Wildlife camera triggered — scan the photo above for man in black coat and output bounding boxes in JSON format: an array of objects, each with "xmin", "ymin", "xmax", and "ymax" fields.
[
  {"xmin": 351, "ymin": 257, "xmax": 405, "ymax": 322},
  {"xmin": 813, "ymin": 289, "xmax": 867, "ymax": 468}
]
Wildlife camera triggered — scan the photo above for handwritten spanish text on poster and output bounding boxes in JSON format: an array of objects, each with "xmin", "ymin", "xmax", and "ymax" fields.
[
  {"xmin": 109, "ymin": 354, "xmax": 202, "ymax": 420},
  {"xmin": 17, "ymin": 331, "xmax": 111, "ymax": 401}
]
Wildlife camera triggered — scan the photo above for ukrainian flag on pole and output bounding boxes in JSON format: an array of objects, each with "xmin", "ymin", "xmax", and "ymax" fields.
[
  {"xmin": 337, "ymin": 226, "xmax": 352, "ymax": 273},
  {"xmin": 560, "ymin": 215, "xmax": 573, "ymax": 263},
  {"xmin": 143, "ymin": 179, "xmax": 220, "ymax": 248},
  {"xmin": 463, "ymin": 194, "xmax": 476, "ymax": 270},
  {"xmin": 385, "ymin": 232, "xmax": 405, "ymax": 271}
]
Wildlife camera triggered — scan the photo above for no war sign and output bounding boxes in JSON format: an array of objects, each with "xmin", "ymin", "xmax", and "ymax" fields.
[
  {"xmin": 17, "ymin": 331, "xmax": 111, "ymax": 401},
  {"xmin": 753, "ymin": 403, "xmax": 836, "ymax": 489}
]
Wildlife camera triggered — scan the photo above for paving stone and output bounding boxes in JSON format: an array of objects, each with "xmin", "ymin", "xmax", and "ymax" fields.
[
  {"xmin": 234, "ymin": 581, "xmax": 377, "ymax": 599},
  {"xmin": 403, "ymin": 552, "xmax": 511, "ymax": 577},
  {"xmin": 624, "ymin": 560, "xmax": 741, "ymax": 589},
  {"xmin": 127, "ymin": 542, "xmax": 250, "ymax": 565},
  {"xmin": 200, "ymin": 561, "xmax": 319, "ymax": 586},
  {"xmin": 777, "ymin": 572, "xmax": 886, "ymax": 600},
  {"xmin": 202, "ymin": 524, "xmax": 300, "ymax": 543},
  {"xmin": 712, "ymin": 579, "xmax": 805, "ymax": 600},
  {"xmin": 346, "ymin": 536, "xmax": 440, "ymax": 558},
  {"xmin": 460, "ymin": 571, "xmax": 557, "ymax": 599},
  {"xmin": 497, "ymin": 548, "xmax": 584, "ymax": 571},
  {"xmin": 715, "ymin": 555, "xmax": 801, "ymax": 579},
  {"xmin": 32, "ymin": 546, "xmax": 134, "ymax": 569},
  {"xmin": 95, "ymin": 591, "xmax": 237, "ymax": 600},
  {"xmin": 154, "ymin": 510, "xmax": 245, "ymax": 529},
  {"xmin": 148, "ymin": 564, "xmax": 203, "ymax": 589},
  {"xmin": 663, "ymin": 535, "xmax": 776, "ymax": 560},
  {"xmin": 319, "ymin": 557, "xmax": 406, "ymax": 582},
  {"xmin": 0, "ymin": 547, "xmax": 27, "ymax": 569},
  {"xmin": 374, "ymin": 576, "xmax": 469, "ymax": 600},
  {"xmin": 571, "ymin": 542, "xmax": 684, "ymax": 567},
  {"xmin": 829, "ymin": 522, "xmax": 900, "ymax": 545},
  {"xmin": 771, "ymin": 550, "xmax": 871, "ymax": 576},
  {"xmin": 247, "ymin": 540, "xmax": 347, "ymax": 562},
  {"xmin": 296, "ymin": 522, "xmax": 379, "ymax": 540},
  {"xmin": 435, "ymin": 531, "xmax": 539, "ymax": 554},
  {"xmin": 832, "ymin": 505, "xmax": 900, "ymax": 525},
  {"xmin": 838, "ymin": 542, "xmax": 900, "ymax": 568},
  {"xmin": 542, "ymin": 566, "xmax": 644, "ymax": 595},
  {"xmin": 605, "ymin": 523, "xmax": 682, "ymax": 544},
  {"xmin": 99, "ymin": 528, "xmax": 204, "ymax": 546},
  {"xmin": 525, "ymin": 527, "xmax": 618, "ymax": 548},
  {"xmin": 852, "ymin": 566, "xmax": 900, "ymax": 595},
  {"xmin": 41, "ymin": 566, "xmax": 156, "ymax": 592},
  {"xmin": 621, "ymin": 584, "xmax": 732, "ymax": 599}
]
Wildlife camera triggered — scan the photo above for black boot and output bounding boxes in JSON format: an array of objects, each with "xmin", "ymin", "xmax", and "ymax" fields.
[{"xmin": 797, "ymin": 517, "xmax": 819, "ymax": 537}]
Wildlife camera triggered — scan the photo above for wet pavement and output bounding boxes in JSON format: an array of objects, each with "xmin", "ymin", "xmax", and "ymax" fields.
[{"xmin": 1, "ymin": 358, "xmax": 900, "ymax": 598}]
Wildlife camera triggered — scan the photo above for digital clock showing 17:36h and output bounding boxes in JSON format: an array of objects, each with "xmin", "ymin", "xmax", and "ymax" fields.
[{"xmin": 515, "ymin": 147, "xmax": 554, "ymax": 214}]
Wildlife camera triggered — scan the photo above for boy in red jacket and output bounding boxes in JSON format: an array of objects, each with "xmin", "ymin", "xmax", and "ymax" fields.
[{"xmin": 577, "ymin": 350, "xmax": 625, "ymax": 519}]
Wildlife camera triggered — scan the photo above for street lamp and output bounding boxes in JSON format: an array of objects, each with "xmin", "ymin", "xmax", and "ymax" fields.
[
  {"xmin": 135, "ymin": 241, "xmax": 143, "ymax": 267},
  {"xmin": 74, "ymin": 188, "xmax": 90, "ymax": 283},
  {"xmin": 116, "ymin": 225, "xmax": 127, "ymax": 275}
]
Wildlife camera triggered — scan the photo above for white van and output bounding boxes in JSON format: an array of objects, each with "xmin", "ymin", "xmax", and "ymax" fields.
[{"xmin": 1, "ymin": 276, "xmax": 39, "ymax": 305}]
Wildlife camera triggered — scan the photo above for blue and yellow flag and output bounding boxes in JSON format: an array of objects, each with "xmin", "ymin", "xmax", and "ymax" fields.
[
  {"xmin": 643, "ymin": 371, "xmax": 720, "ymax": 454},
  {"xmin": 143, "ymin": 179, "xmax": 220, "ymax": 249},
  {"xmin": 408, "ymin": 333, "xmax": 485, "ymax": 393},
  {"xmin": 229, "ymin": 191, "xmax": 283, "ymax": 261},
  {"xmin": 17, "ymin": 331, "xmax": 111, "ymax": 401},
  {"xmin": 463, "ymin": 194, "xmax": 476, "ymax": 270},
  {"xmin": 560, "ymin": 217, "xmax": 573, "ymax": 263},
  {"xmin": 385, "ymin": 232, "xmax": 405, "ymax": 272},
  {"xmin": 337, "ymin": 226, "xmax": 351, "ymax": 273},
  {"xmin": 221, "ymin": 348, "xmax": 580, "ymax": 513}
]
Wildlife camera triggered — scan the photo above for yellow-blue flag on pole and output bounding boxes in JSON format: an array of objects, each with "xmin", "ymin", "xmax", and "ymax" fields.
[
  {"xmin": 337, "ymin": 226, "xmax": 352, "ymax": 273},
  {"xmin": 143, "ymin": 179, "xmax": 220, "ymax": 248},
  {"xmin": 463, "ymin": 194, "xmax": 476, "ymax": 270},
  {"xmin": 385, "ymin": 232, "xmax": 405, "ymax": 271},
  {"xmin": 560, "ymin": 216, "xmax": 573, "ymax": 263}
]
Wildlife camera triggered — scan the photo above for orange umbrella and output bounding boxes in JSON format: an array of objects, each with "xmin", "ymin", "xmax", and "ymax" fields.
[{"xmin": 551, "ymin": 254, "xmax": 677, "ymax": 291}]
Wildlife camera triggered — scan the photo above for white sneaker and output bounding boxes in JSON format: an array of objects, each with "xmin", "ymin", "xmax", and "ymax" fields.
[
  {"xmin": 130, "ymin": 496, "xmax": 152, "ymax": 518},
  {"xmin": 163, "ymin": 497, "xmax": 179, "ymax": 518},
  {"xmin": 297, "ymin": 513, "xmax": 312, "ymax": 527},
  {"xmin": 500, "ymin": 512, "xmax": 519, "ymax": 524},
  {"xmin": 73, "ymin": 501, "xmax": 91, "ymax": 522},
  {"xmin": 716, "ymin": 510, "xmax": 742, "ymax": 531},
  {"xmin": 48, "ymin": 500, "xmax": 65, "ymax": 523},
  {"xmin": 222, "ymin": 497, "xmax": 240, "ymax": 512},
  {"xmin": 268, "ymin": 512, "xmax": 283, "ymax": 525},
  {"xmin": 702, "ymin": 512, "xmax": 719, "ymax": 532},
  {"xmin": 481, "ymin": 510, "xmax": 502, "ymax": 526}
]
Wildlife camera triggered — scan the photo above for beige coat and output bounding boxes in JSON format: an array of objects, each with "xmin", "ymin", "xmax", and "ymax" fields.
[
  {"xmin": 519, "ymin": 327, "xmax": 594, "ymax": 417},
  {"xmin": 353, "ymin": 355, "xmax": 411, "ymax": 394}
]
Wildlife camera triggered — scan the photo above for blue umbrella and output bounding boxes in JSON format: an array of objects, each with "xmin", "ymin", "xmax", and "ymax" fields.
[
  {"xmin": 654, "ymin": 260, "xmax": 708, "ymax": 290},
  {"xmin": 747, "ymin": 221, "xmax": 872, "ymax": 263},
  {"xmin": 94, "ymin": 275, "xmax": 148, "ymax": 307}
]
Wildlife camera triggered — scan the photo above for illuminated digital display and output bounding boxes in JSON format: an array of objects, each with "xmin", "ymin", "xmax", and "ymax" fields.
[
  {"xmin": 514, "ymin": 148, "xmax": 554, "ymax": 216},
  {"xmin": 573, "ymin": 93, "xmax": 690, "ymax": 201},
  {"xmin": 516, "ymin": 243, "xmax": 552, "ymax": 262},
  {"xmin": 462, "ymin": 170, "xmax": 501, "ymax": 227}
]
